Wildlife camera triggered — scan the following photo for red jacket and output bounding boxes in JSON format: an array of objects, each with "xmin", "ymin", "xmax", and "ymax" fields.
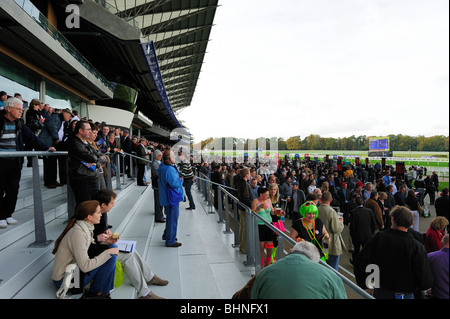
[{"xmin": 424, "ymin": 227, "xmax": 445, "ymax": 253}]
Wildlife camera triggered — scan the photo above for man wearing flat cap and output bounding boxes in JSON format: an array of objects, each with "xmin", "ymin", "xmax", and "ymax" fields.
[{"xmin": 39, "ymin": 108, "xmax": 73, "ymax": 188}]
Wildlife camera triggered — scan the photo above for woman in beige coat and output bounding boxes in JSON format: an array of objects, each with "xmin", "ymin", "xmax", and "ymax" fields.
[{"xmin": 51, "ymin": 200, "xmax": 118, "ymax": 299}]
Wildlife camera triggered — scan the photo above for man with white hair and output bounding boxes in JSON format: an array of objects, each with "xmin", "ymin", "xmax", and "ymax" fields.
[
  {"xmin": 0, "ymin": 97, "xmax": 55, "ymax": 228},
  {"xmin": 250, "ymin": 241, "xmax": 347, "ymax": 299}
]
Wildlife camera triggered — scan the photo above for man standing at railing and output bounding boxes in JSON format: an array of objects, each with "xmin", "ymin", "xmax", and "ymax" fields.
[
  {"xmin": 136, "ymin": 137, "xmax": 150, "ymax": 186},
  {"xmin": 122, "ymin": 129, "xmax": 132, "ymax": 178},
  {"xmin": 38, "ymin": 108, "xmax": 73, "ymax": 188},
  {"xmin": 237, "ymin": 167, "xmax": 252, "ymax": 254},
  {"xmin": 67, "ymin": 120, "xmax": 101, "ymax": 207},
  {"xmin": 211, "ymin": 164, "xmax": 223, "ymax": 210},
  {"xmin": 0, "ymin": 97, "xmax": 55, "ymax": 229}
]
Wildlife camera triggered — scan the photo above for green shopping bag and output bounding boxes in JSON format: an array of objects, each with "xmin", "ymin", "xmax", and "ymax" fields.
[{"xmin": 114, "ymin": 259, "xmax": 124, "ymax": 287}]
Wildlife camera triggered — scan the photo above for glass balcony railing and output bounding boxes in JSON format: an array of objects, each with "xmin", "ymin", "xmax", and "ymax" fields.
[
  {"xmin": 93, "ymin": 0, "xmax": 140, "ymax": 29},
  {"xmin": 13, "ymin": 0, "xmax": 115, "ymax": 93},
  {"xmin": 112, "ymin": 82, "xmax": 139, "ymax": 113}
]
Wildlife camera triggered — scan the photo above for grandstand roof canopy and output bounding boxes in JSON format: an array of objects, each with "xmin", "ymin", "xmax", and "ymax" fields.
[{"xmin": 105, "ymin": 0, "xmax": 219, "ymax": 120}]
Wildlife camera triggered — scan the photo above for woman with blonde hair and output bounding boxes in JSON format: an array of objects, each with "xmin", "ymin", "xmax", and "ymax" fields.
[
  {"xmin": 321, "ymin": 181, "xmax": 329, "ymax": 193},
  {"xmin": 52, "ymin": 200, "xmax": 118, "ymax": 299},
  {"xmin": 268, "ymin": 183, "xmax": 281, "ymax": 207},
  {"xmin": 425, "ymin": 216, "xmax": 449, "ymax": 253}
]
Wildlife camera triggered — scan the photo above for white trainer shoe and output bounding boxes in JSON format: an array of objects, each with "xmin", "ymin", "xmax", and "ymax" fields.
[
  {"xmin": 0, "ymin": 220, "xmax": 7, "ymax": 228},
  {"xmin": 6, "ymin": 217, "xmax": 18, "ymax": 225}
]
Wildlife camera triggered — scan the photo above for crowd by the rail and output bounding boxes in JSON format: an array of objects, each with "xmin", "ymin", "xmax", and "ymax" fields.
[
  {"xmin": 0, "ymin": 92, "xmax": 448, "ymax": 299},
  {"xmin": 198, "ymin": 156, "xmax": 448, "ymax": 299}
]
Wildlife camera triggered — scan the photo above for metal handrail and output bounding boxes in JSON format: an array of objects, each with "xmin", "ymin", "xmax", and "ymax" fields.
[
  {"xmin": 193, "ymin": 168, "xmax": 374, "ymax": 299},
  {"xmin": 0, "ymin": 150, "xmax": 137, "ymax": 246},
  {"xmin": 0, "ymin": 151, "xmax": 67, "ymax": 157}
]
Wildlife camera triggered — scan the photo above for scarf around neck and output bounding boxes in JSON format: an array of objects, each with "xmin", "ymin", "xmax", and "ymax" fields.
[{"xmin": 75, "ymin": 219, "xmax": 95, "ymax": 249}]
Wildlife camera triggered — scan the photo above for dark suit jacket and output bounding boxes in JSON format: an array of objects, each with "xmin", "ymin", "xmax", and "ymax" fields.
[
  {"xmin": 350, "ymin": 206, "xmax": 376, "ymax": 243},
  {"xmin": 237, "ymin": 178, "xmax": 252, "ymax": 209},
  {"xmin": 122, "ymin": 135, "xmax": 132, "ymax": 154},
  {"xmin": 394, "ymin": 192, "xmax": 406, "ymax": 206},
  {"xmin": 288, "ymin": 189, "xmax": 306, "ymax": 214},
  {"xmin": 386, "ymin": 192, "xmax": 396, "ymax": 211},
  {"xmin": 136, "ymin": 143, "xmax": 149, "ymax": 165},
  {"xmin": 354, "ymin": 228, "xmax": 433, "ymax": 292},
  {"xmin": 435, "ymin": 195, "xmax": 449, "ymax": 218},
  {"xmin": 337, "ymin": 188, "xmax": 350, "ymax": 207}
]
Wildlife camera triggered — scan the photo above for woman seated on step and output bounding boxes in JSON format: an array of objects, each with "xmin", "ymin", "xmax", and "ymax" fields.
[
  {"xmin": 92, "ymin": 189, "xmax": 169, "ymax": 299},
  {"xmin": 51, "ymin": 200, "xmax": 118, "ymax": 299}
]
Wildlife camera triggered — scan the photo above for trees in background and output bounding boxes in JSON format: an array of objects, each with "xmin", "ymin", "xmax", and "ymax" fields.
[{"xmin": 200, "ymin": 134, "xmax": 449, "ymax": 152}]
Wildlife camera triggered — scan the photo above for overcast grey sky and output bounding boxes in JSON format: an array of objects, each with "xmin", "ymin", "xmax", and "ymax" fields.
[{"xmin": 177, "ymin": 0, "xmax": 449, "ymax": 143}]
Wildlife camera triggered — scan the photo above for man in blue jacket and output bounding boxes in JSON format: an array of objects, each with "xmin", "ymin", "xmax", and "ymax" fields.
[{"xmin": 158, "ymin": 149, "xmax": 184, "ymax": 247}]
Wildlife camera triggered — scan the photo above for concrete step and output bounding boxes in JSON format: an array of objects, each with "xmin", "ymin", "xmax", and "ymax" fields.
[
  {"xmin": 0, "ymin": 194, "xmax": 68, "ymax": 251},
  {"xmin": 1, "ymin": 170, "xmax": 136, "ymax": 250},
  {"xmin": 145, "ymin": 189, "xmax": 252, "ymax": 299}
]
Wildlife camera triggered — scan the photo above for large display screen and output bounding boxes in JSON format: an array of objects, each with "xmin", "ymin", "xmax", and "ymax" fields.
[{"xmin": 369, "ymin": 137, "xmax": 390, "ymax": 151}]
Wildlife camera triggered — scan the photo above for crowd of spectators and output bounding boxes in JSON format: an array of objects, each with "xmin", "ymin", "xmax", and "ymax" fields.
[{"xmin": 196, "ymin": 155, "xmax": 448, "ymax": 299}]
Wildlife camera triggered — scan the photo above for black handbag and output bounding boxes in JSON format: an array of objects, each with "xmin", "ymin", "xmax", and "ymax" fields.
[{"xmin": 28, "ymin": 118, "xmax": 43, "ymax": 132}]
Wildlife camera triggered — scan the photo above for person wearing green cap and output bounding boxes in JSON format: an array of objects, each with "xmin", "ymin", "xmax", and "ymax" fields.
[{"xmin": 289, "ymin": 201, "xmax": 330, "ymax": 260}]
